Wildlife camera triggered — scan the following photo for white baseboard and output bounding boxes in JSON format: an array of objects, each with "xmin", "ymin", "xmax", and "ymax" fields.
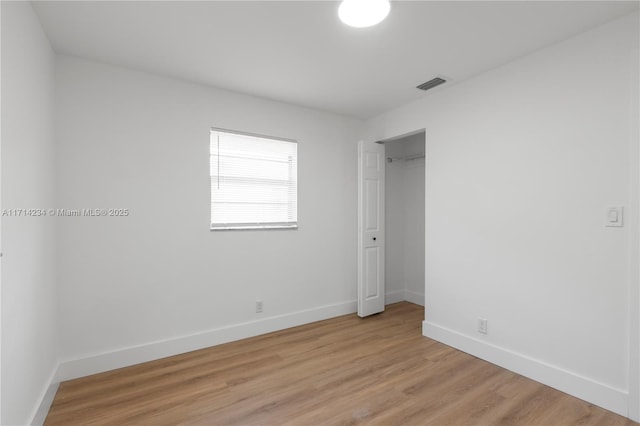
[
  {"xmin": 29, "ymin": 366, "xmax": 60, "ymax": 426},
  {"xmin": 404, "ymin": 290, "xmax": 425, "ymax": 306},
  {"xmin": 56, "ymin": 300, "xmax": 357, "ymax": 382},
  {"xmin": 385, "ymin": 290, "xmax": 405, "ymax": 305},
  {"xmin": 423, "ymin": 320, "xmax": 629, "ymax": 418},
  {"xmin": 386, "ymin": 290, "xmax": 424, "ymax": 306}
]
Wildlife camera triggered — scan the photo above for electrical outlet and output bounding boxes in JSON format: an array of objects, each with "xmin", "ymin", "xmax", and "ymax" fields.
[
  {"xmin": 478, "ymin": 318, "xmax": 488, "ymax": 334},
  {"xmin": 256, "ymin": 300, "xmax": 263, "ymax": 313}
]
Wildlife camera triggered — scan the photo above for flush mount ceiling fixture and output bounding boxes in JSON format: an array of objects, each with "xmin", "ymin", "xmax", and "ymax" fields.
[{"xmin": 338, "ymin": 0, "xmax": 391, "ymax": 28}]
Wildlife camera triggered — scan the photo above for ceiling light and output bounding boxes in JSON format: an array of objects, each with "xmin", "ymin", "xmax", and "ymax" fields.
[{"xmin": 338, "ymin": 0, "xmax": 390, "ymax": 28}]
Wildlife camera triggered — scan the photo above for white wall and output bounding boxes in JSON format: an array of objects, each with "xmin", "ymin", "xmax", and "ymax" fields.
[
  {"xmin": 385, "ymin": 134, "xmax": 425, "ymax": 306},
  {"xmin": 367, "ymin": 12, "xmax": 639, "ymax": 418},
  {"xmin": 630, "ymin": 45, "xmax": 640, "ymax": 421},
  {"xmin": 54, "ymin": 56, "xmax": 363, "ymax": 377},
  {"xmin": 1, "ymin": 2, "xmax": 58, "ymax": 424}
]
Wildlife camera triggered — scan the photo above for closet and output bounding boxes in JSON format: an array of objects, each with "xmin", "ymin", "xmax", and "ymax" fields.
[{"xmin": 384, "ymin": 132, "xmax": 426, "ymax": 306}]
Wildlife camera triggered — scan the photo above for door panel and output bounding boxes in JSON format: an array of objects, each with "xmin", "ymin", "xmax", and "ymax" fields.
[
  {"xmin": 358, "ymin": 140, "xmax": 385, "ymax": 317},
  {"xmin": 365, "ymin": 179, "xmax": 379, "ymax": 231},
  {"xmin": 365, "ymin": 247, "xmax": 380, "ymax": 299}
]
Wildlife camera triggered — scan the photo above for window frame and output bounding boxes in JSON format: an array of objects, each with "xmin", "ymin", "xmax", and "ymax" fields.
[{"xmin": 209, "ymin": 127, "xmax": 298, "ymax": 231}]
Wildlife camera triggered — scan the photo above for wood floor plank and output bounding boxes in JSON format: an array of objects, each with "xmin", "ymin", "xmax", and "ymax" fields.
[{"xmin": 45, "ymin": 302, "xmax": 636, "ymax": 426}]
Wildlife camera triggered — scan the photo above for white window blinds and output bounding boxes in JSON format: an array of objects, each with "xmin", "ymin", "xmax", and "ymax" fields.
[{"xmin": 210, "ymin": 129, "xmax": 298, "ymax": 230}]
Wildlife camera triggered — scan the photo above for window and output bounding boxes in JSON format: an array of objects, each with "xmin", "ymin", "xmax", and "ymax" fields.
[{"xmin": 210, "ymin": 128, "xmax": 298, "ymax": 230}]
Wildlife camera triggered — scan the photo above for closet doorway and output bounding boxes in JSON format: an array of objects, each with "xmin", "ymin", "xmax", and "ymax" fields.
[{"xmin": 384, "ymin": 131, "xmax": 426, "ymax": 307}]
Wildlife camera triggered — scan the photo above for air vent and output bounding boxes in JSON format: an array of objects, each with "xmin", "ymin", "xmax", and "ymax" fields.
[{"xmin": 416, "ymin": 77, "xmax": 446, "ymax": 91}]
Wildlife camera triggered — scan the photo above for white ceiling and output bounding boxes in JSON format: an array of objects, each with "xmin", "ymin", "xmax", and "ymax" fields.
[{"xmin": 32, "ymin": 1, "xmax": 639, "ymax": 119}]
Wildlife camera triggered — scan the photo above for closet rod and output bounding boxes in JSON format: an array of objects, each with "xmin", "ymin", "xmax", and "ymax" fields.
[{"xmin": 386, "ymin": 153, "xmax": 425, "ymax": 163}]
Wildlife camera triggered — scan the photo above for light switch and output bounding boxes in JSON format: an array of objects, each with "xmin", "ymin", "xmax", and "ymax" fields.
[{"xmin": 605, "ymin": 206, "xmax": 623, "ymax": 227}]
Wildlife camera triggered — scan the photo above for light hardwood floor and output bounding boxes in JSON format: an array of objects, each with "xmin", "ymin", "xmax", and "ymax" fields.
[{"xmin": 45, "ymin": 302, "xmax": 636, "ymax": 425}]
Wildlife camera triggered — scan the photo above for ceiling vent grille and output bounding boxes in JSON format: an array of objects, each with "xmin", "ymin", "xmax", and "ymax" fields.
[{"xmin": 416, "ymin": 77, "xmax": 447, "ymax": 91}]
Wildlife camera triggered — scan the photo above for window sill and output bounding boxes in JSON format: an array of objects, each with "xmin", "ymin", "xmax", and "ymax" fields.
[{"xmin": 210, "ymin": 224, "xmax": 298, "ymax": 231}]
